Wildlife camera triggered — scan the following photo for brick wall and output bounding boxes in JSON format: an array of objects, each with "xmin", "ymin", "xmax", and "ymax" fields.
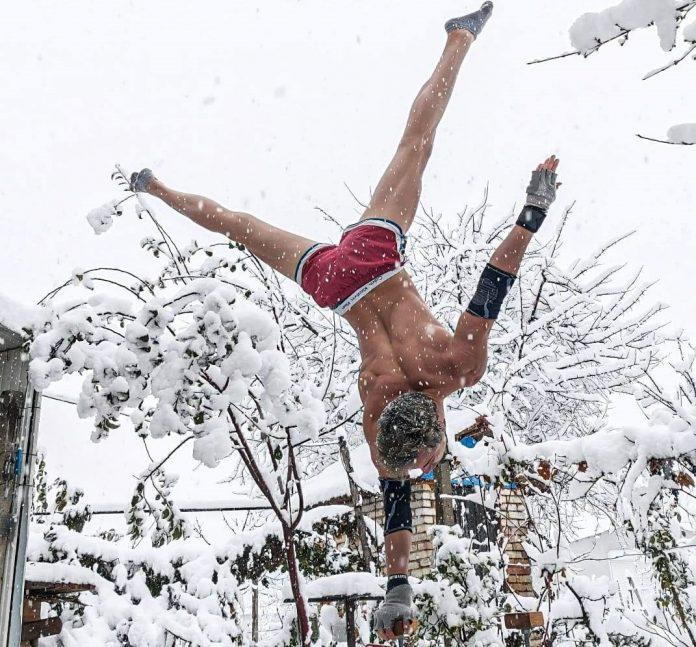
[
  {"xmin": 409, "ymin": 480, "xmax": 436, "ymax": 578},
  {"xmin": 360, "ymin": 479, "xmax": 437, "ymax": 578}
]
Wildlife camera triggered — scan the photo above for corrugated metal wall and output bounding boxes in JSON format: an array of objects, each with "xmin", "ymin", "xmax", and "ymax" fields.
[{"xmin": 0, "ymin": 322, "xmax": 37, "ymax": 646}]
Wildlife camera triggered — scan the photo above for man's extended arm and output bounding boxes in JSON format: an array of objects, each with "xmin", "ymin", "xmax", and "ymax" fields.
[{"xmin": 452, "ymin": 156, "xmax": 560, "ymax": 367}]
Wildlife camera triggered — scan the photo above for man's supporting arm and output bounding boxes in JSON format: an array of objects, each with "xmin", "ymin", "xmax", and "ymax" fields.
[{"xmin": 374, "ymin": 479, "xmax": 416, "ymax": 639}]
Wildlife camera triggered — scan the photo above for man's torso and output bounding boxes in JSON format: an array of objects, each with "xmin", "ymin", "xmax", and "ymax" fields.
[{"xmin": 343, "ymin": 270, "xmax": 482, "ymax": 469}]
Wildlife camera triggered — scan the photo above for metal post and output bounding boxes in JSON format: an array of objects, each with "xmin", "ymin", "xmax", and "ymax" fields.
[
  {"xmin": 251, "ymin": 580, "xmax": 259, "ymax": 643},
  {"xmin": 434, "ymin": 458, "xmax": 454, "ymax": 526},
  {"xmin": 345, "ymin": 598, "xmax": 356, "ymax": 647},
  {"xmin": 1, "ymin": 324, "xmax": 39, "ymax": 647}
]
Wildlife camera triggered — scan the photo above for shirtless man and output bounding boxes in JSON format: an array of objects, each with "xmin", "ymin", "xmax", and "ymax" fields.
[{"xmin": 130, "ymin": 2, "xmax": 561, "ymax": 639}]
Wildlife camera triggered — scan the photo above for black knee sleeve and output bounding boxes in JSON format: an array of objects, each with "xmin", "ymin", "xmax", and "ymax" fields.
[
  {"xmin": 380, "ymin": 478, "xmax": 413, "ymax": 536},
  {"xmin": 466, "ymin": 263, "xmax": 516, "ymax": 320}
]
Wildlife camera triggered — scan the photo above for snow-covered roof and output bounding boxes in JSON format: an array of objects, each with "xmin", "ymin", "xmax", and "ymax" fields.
[
  {"xmin": 301, "ymin": 443, "xmax": 380, "ymax": 509},
  {"xmin": 0, "ymin": 292, "xmax": 42, "ymax": 338}
]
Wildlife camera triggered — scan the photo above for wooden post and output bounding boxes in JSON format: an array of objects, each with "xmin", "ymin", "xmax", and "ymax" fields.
[
  {"xmin": 434, "ymin": 459, "xmax": 454, "ymax": 526},
  {"xmin": 338, "ymin": 437, "xmax": 374, "ymax": 570}
]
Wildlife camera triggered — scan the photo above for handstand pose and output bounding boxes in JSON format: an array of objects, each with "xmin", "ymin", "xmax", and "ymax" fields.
[{"xmin": 130, "ymin": 2, "xmax": 560, "ymax": 639}]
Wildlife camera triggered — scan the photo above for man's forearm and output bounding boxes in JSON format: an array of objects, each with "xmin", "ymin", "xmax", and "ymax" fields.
[
  {"xmin": 463, "ymin": 157, "xmax": 559, "ymax": 323},
  {"xmin": 381, "ymin": 478, "xmax": 413, "ymax": 580},
  {"xmin": 385, "ymin": 530, "xmax": 412, "ymax": 576},
  {"xmin": 489, "ymin": 224, "xmax": 534, "ymax": 277}
]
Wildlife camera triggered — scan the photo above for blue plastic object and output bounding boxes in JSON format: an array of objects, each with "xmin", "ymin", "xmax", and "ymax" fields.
[{"xmin": 13, "ymin": 448, "xmax": 23, "ymax": 478}]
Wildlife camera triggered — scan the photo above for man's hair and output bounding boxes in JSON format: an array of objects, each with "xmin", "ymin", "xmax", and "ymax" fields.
[{"xmin": 376, "ymin": 391, "xmax": 444, "ymax": 472}]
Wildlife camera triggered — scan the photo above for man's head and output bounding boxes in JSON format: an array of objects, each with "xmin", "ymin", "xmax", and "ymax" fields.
[{"xmin": 376, "ymin": 391, "xmax": 446, "ymax": 475}]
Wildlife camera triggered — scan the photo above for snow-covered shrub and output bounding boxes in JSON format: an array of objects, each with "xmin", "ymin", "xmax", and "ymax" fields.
[
  {"xmin": 413, "ymin": 525, "xmax": 506, "ymax": 646},
  {"xmin": 30, "ymin": 467, "xmax": 245, "ymax": 646},
  {"xmin": 30, "ymin": 527, "xmax": 246, "ymax": 646}
]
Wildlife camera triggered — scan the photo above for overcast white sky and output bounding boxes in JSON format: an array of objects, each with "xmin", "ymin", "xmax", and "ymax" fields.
[{"xmin": 2, "ymin": 0, "xmax": 695, "ymax": 516}]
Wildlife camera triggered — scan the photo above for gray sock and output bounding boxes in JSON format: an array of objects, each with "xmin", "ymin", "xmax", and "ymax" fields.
[{"xmin": 445, "ymin": 1, "xmax": 494, "ymax": 38}]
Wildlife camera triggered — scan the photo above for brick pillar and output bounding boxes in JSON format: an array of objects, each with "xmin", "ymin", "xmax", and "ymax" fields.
[
  {"xmin": 499, "ymin": 487, "xmax": 544, "ymax": 646},
  {"xmin": 409, "ymin": 480, "xmax": 436, "ymax": 577},
  {"xmin": 498, "ymin": 487, "xmax": 535, "ymax": 598}
]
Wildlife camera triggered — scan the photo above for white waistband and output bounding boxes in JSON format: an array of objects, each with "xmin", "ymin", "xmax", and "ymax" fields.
[
  {"xmin": 332, "ymin": 265, "xmax": 405, "ymax": 315},
  {"xmin": 295, "ymin": 242, "xmax": 333, "ymax": 285}
]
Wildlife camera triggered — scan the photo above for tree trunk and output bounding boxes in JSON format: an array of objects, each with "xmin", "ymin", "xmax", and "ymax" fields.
[
  {"xmin": 283, "ymin": 525, "xmax": 310, "ymax": 644},
  {"xmin": 338, "ymin": 437, "xmax": 374, "ymax": 570}
]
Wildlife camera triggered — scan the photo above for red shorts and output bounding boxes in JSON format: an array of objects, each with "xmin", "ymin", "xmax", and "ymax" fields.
[{"xmin": 295, "ymin": 218, "xmax": 407, "ymax": 314}]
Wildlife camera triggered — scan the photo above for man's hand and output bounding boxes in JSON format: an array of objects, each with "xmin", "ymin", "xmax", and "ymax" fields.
[
  {"xmin": 129, "ymin": 168, "xmax": 156, "ymax": 193},
  {"xmin": 374, "ymin": 583, "xmax": 417, "ymax": 641},
  {"xmin": 525, "ymin": 155, "xmax": 560, "ymax": 212}
]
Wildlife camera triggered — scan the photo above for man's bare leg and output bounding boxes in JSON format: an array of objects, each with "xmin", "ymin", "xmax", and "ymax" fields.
[
  {"xmin": 142, "ymin": 179, "xmax": 319, "ymax": 280},
  {"xmin": 361, "ymin": 28, "xmax": 476, "ymax": 231}
]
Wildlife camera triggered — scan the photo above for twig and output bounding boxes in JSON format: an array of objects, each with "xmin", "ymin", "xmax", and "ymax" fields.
[
  {"xmin": 643, "ymin": 42, "xmax": 696, "ymax": 79},
  {"xmin": 636, "ymin": 134, "xmax": 695, "ymax": 146}
]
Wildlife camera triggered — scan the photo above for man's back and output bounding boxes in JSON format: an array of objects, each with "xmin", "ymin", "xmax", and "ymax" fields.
[
  {"xmin": 344, "ymin": 269, "xmax": 487, "ymax": 474},
  {"xmin": 345, "ymin": 270, "xmax": 469, "ymax": 396}
]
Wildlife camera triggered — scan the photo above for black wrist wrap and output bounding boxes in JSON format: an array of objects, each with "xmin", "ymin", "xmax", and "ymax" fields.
[
  {"xmin": 380, "ymin": 478, "xmax": 412, "ymax": 536},
  {"xmin": 386, "ymin": 574, "xmax": 409, "ymax": 593},
  {"xmin": 516, "ymin": 205, "xmax": 547, "ymax": 233},
  {"xmin": 466, "ymin": 264, "xmax": 517, "ymax": 320}
]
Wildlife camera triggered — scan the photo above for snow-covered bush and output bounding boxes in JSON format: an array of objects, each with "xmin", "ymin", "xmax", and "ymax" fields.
[
  {"xmin": 414, "ymin": 525, "xmax": 506, "ymax": 646},
  {"xmin": 30, "ymin": 460, "xmax": 368, "ymax": 646}
]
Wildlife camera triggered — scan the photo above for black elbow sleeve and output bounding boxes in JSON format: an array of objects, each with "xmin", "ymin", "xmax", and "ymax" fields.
[
  {"xmin": 466, "ymin": 264, "xmax": 517, "ymax": 320},
  {"xmin": 380, "ymin": 478, "xmax": 413, "ymax": 536}
]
